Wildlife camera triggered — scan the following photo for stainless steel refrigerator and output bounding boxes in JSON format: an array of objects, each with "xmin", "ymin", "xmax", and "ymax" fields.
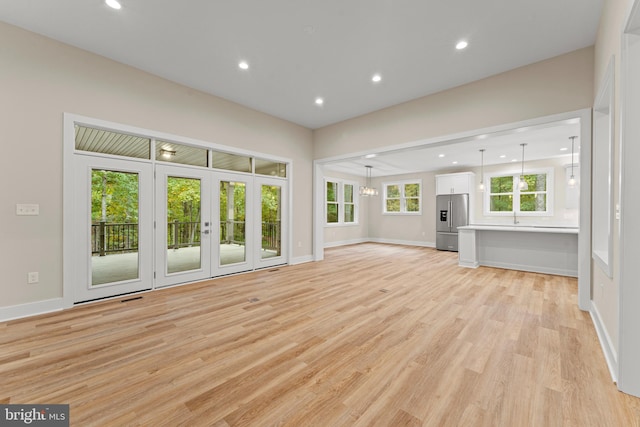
[{"xmin": 436, "ymin": 193, "xmax": 469, "ymax": 251}]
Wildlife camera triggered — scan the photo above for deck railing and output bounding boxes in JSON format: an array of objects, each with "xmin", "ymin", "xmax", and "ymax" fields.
[
  {"xmin": 91, "ymin": 222, "xmax": 138, "ymax": 256},
  {"xmin": 92, "ymin": 220, "xmax": 281, "ymax": 256}
]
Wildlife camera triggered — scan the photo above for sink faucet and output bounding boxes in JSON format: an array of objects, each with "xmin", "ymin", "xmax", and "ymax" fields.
[{"xmin": 513, "ymin": 211, "xmax": 519, "ymax": 225}]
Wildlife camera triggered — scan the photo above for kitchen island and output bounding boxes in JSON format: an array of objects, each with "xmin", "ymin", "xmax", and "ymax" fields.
[{"xmin": 457, "ymin": 225, "xmax": 579, "ymax": 277}]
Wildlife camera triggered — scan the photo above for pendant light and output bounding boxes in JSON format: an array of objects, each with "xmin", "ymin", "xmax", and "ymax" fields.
[
  {"xmin": 478, "ymin": 149, "xmax": 486, "ymax": 192},
  {"xmin": 360, "ymin": 165, "xmax": 378, "ymax": 196},
  {"xmin": 568, "ymin": 136, "xmax": 577, "ymax": 187},
  {"xmin": 518, "ymin": 143, "xmax": 528, "ymax": 191}
]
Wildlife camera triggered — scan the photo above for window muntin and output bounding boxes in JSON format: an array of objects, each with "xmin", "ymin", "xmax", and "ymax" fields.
[
  {"xmin": 325, "ymin": 179, "xmax": 358, "ymax": 225},
  {"xmin": 383, "ymin": 180, "xmax": 422, "ymax": 214},
  {"xmin": 486, "ymin": 169, "xmax": 552, "ymax": 215}
]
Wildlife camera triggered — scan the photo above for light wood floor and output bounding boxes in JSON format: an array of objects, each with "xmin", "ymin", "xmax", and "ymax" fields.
[{"xmin": 1, "ymin": 243, "xmax": 639, "ymax": 426}]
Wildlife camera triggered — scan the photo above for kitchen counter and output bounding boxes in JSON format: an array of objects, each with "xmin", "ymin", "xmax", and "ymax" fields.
[
  {"xmin": 458, "ymin": 224, "xmax": 579, "ymax": 277},
  {"xmin": 458, "ymin": 224, "xmax": 579, "ymax": 234}
]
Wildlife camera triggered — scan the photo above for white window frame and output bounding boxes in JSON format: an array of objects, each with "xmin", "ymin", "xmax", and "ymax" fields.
[
  {"xmin": 483, "ymin": 168, "xmax": 554, "ymax": 216},
  {"xmin": 382, "ymin": 179, "xmax": 422, "ymax": 215},
  {"xmin": 325, "ymin": 177, "xmax": 359, "ymax": 226}
]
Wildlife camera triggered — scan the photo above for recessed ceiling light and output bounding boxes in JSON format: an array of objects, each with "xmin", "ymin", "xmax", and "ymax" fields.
[
  {"xmin": 105, "ymin": 0, "xmax": 121, "ymax": 10},
  {"xmin": 438, "ymin": 154, "xmax": 445, "ymax": 158},
  {"xmin": 372, "ymin": 74, "xmax": 382, "ymax": 83},
  {"xmin": 499, "ymin": 154, "xmax": 506, "ymax": 158},
  {"xmin": 364, "ymin": 153, "xmax": 377, "ymax": 159},
  {"xmin": 477, "ymin": 134, "xmax": 488, "ymax": 139},
  {"xmin": 560, "ymin": 147, "xmax": 568, "ymax": 151},
  {"xmin": 456, "ymin": 40, "xmax": 468, "ymax": 50},
  {"xmin": 511, "ymin": 159, "xmax": 518, "ymax": 162},
  {"xmin": 238, "ymin": 61, "xmax": 249, "ymax": 70},
  {"xmin": 452, "ymin": 161, "xmax": 458, "ymax": 165},
  {"xmin": 315, "ymin": 97, "xmax": 324, "ymax": 106}
]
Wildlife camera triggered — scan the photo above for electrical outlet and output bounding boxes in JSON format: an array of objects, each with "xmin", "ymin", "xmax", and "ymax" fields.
[{"xmin": 28, "ymin": 272, "xmax": 39, "ymax": 284}]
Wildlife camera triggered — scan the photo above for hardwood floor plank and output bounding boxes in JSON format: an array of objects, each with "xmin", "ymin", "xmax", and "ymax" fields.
[{"xmin": 1, "ymin": 243, "xmax": 638, "ymax": 426}]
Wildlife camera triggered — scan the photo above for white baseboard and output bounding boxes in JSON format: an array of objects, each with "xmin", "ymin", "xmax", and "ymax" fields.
[
  {"xmin": 367, "ymin": 238, "xmax": 436, "ymax": 248},
  {"xmin": 479, "ymin": 260, "xmax": 577, "ymax": 277},
  {"xmin": 0, "ymin": 298, "xmax": 65, "ymax": 323},
  {"xmin": 590, "ymin": 301, "xmax": 618, "ymax": 383},
  {"xmin": 290, "ymin": 255, "xmax": 314, "ymax": 265},
  {"xmin": 324, "ymin": 238, "xmax": 369, "ymax": 248}
]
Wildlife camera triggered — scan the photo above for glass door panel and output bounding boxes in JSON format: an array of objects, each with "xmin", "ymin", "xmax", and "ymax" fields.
[
  {"xmin": 260, "ymin": 184, "xmax": 281, "ymax": 260},
  {"xmin": 155, "ymin": 165, "xmax": 211, "ymax": 288},
  {"xmin": 73, "ymin": 156, "xmax": 152, "ymax": 303},
  {"xmin": 91, "ymin": 169, "xmax": 140, "ymax": 285},
  {"xmin": 214, "ymin": 172, "xmax": 253, "ymax": 276},
  {"xmin": 255, "ymin": 176, "xmax": 288, "ymax": 269},
  {"xmin": 167, "ymin": 177, "xmax": 202, "ymax": 273}
]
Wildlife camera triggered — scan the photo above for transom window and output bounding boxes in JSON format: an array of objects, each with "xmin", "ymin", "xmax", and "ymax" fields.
[
  {"xmin": 485, "ymin": 169, "xmax": 553, "ymax": 215},
  {"xmin": 383, "ymin": 180, "xmax": 421, "ymax": 214},
  {"xmin": 325, "ymin": 178, "xmax": 358, "ymax": 225}
]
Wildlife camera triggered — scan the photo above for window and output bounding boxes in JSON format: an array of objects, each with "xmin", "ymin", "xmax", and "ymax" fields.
[
  {"xmin": 485, "ymin": 169, "xmax": 553, "ymax": 215},
  {"xmin": 325, "ymin": 178, "xmax": 358, "ymax": 225},
  {"xmin": 383, "ymin": 180, "xmax": 422, "ymax": 214}
]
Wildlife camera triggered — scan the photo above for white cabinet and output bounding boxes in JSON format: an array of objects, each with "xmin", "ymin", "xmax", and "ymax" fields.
[{"xmin": 436, "ymin": 172, "xmax": 474, "ymax": 195}]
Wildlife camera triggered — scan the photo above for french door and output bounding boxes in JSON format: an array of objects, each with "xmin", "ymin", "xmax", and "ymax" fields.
[
  {"xmin": 213, "ymin": 172, "xmax": 255, "ymax": 276},
  {"xmin": 72, "ymin": 155, "xmax": 153, "ymax": 303},
  {"xmin": 254, "ymin": 176, "xmax": 288, "ymax": 270},
  {"xmin": 73, "ymin": 158, "xmax": 288, "ymax": 299},
  {"xmin": 155, "ymin": 165, "xmax": 212, "ymax": 287}
]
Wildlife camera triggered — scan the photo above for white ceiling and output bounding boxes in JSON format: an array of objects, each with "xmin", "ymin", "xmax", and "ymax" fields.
[
  {"xmin": 0, "ymin": 0, "xmax": 602, "ymax": 129},
  {"xmin": 323, "ymin": 118, "xmax": 581, "ymax": 177}
]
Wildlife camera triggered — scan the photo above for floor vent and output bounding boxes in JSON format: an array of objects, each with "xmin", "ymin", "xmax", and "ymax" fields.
[
  {"xmin": 379, "ymin": 289, "xmax": 390, "ymax": 293},
  {"xmin": 121, "ymin": 296, "xmax": 143, "ymax": 303},
  {"xmin": 248, "ymin": 297, "xmax": 260, "ymax": 303}
]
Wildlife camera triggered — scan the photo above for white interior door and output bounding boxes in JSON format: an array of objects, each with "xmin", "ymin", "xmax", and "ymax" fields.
[
  {"xmin": 213, "ymin": 172, "xmax": 255, "ymax": 276},
  {"xmin": 73, "ymin": 155, "xmax": 153, "ymax": 303},
  {"xmin": 254, "ymin": 176, "xmax": 288, "ymax": 269},
  {"xmin": 155, "ymin": 164, "xmax": 211, "ymax": 288}
]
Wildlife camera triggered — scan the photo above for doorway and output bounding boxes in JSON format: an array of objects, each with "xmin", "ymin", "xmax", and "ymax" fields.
[{"xmin": 65, "ymin": 115, "xmax": 290, "ymax": 303}]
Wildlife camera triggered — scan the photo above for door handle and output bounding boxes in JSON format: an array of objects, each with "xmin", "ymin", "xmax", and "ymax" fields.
[
  {"xmin": 202, "ymin": 230, "xmax": 210, "ymax": 234},
  {"xmin": 448, "ymin": 201, "xmax": 452, "ymax": 228}
]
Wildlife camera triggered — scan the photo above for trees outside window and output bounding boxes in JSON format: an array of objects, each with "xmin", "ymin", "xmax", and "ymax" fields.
[
  {"xmin": 486, "ymin": 170, "xmax": 552, "ymax": 215},
  {"xmin": 383, "ymin": 180, "xmax": 422, "ymax": 214},
  {"xmin": 325, "ymin": 178, "xmax": 358, "ymax": 225}
]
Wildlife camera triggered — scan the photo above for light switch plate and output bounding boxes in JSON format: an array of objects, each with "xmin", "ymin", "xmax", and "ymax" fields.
[{"xmin": 16, "ymin": 204, "xmax": 39, "ymax": 216}]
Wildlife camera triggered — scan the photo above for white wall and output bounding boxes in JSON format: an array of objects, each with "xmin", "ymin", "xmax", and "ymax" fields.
[
  {"xmin": 313, "ymin": 47, "xmax": 594, "ymax": 160},
  {"xmin": 591, "ymin": 0, "xmax": 636, "ymax": 389},
  {"xmin": 0, "ymin": 22, "xmax": 313, "ymax": 311}
]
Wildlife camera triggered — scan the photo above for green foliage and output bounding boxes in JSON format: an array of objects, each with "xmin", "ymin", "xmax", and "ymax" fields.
[
  {"xmin": 261, "ymin": 185, "xmax": 281, "ymax": 223},
  {"xmin": 327, "ymin": 203, "xmax": 339, "ymax": 223},
  {"xmin": 490, "ymin": 195, "xmax": 513, "ymax": 211},
  {"xmin": 404, "ymin": 183, "xmax": 420, "ymax": 198},
  {"xmin": 326, "ymin": 181, "xmax": 338, "ymax": 202},
  {"xmin": 490, "ymin": 176, "xmax": 513, "ymax": 193},
  {"xmin": 167, "ymin": 177, "xmax": 201, "ymax": 223},
  {"xmin": 91, "ymin": 170, "xmax": 139, "ymax": 223},
  {"xmin": 386, "ymin": 199, "xmax": 400, "ymax": 212},
  {"xmin": 386, "ymin": 184, "xmax": 401, "ymax": 198},
  {"xmin": 220, "ymin": 181, "xmax": 246, "ymax": 222}
]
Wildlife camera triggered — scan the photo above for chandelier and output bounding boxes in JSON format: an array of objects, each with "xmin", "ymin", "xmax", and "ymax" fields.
[{"xmin": 360, "ymin": 165, "xmax": 378, "ymax": 196}]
